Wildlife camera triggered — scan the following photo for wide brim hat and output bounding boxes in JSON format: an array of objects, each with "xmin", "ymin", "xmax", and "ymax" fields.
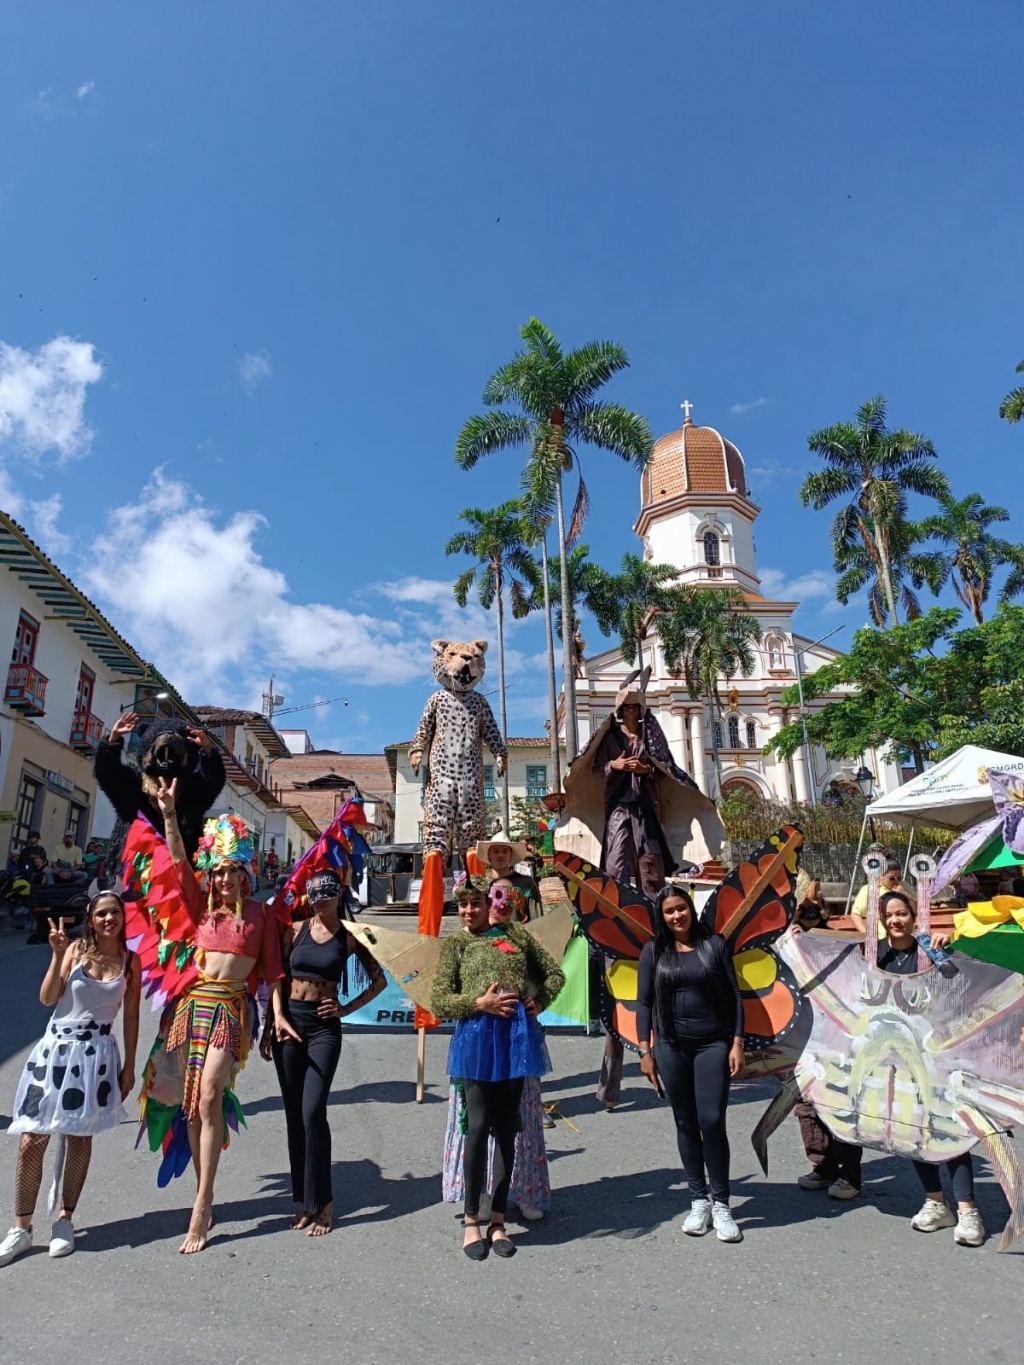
[{"xmin": 475, "ymin": 835, "xmax": 528, "ymax": 865}]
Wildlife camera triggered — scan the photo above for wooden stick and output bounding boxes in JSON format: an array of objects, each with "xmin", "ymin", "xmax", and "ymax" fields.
[
  {"xmin": 719, "ymin": 829, "xmax": 802, "ymax": 943},
  {"xmin": 557, "ymin": 860, "xmax": 654, "ymax": 941},
  {"xmin": 415, "ymin": 1025, "xmax": 426, "ymax": 1104}
]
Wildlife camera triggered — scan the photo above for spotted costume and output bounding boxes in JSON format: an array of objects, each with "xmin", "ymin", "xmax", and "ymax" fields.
[{"xmin": 409, "ymin": 640, "xmax": 507, "ymax": 859}]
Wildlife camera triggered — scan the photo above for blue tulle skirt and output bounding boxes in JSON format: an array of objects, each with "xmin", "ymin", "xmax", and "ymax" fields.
[{"xmin": 447, "ymin": 1004, "xmax": 551, "ymax": 1083}]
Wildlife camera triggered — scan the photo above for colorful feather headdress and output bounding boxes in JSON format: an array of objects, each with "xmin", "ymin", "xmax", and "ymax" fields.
[{"xmin": 194, "ymin": 813, "xmax": 256, "ymax": 873}]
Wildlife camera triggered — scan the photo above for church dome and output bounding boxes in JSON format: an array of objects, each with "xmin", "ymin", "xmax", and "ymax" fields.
[{"xmin": 641, "ymin": 409, "xmax": 749, "ymax": 508}]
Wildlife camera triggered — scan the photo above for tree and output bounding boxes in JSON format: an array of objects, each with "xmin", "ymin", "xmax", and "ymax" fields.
[
  {"xmin": 833, "ymin": 516, "xmax": 929, "ymax": 626},
  {"xmin": 909, "ymin": 490, "xmax": 1023, "ymax": 624},
  {"xmin": 590, "ymin": 551, "xmax": 679, "ymax": 670},
  {"xmin": 455, "ymin": 318, "xmax": 653, "ymax": 761},
  {"xmin": 445, "ymin": 501, "xmax": 536, "ymax": 831},
  {"xmin": 654, "ymin": 586, "xmax": 764, "ymax": 798},
  {"xmin": 1000, "ymin": 360, "xmax": 1024, "ymax": 425},
  {"xmin": 800, "ymin": 396, "xmax": 948, "ymax": 626},
  {"xmin": 524, "ymin": 543, "xmax": 615, "ymax": 675},
  {"xmin": 516, "ymin": 503, "xmax": 562, "ymax": 793}
]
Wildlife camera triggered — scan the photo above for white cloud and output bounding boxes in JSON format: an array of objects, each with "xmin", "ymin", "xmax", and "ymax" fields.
[
  {"xmin": 76, "ymin": 82, "xmax": 95, "ymax": 100},
  {"xmin": 30, "ymin": 495, "xmax": 72, "ymax": 559},
  {"xmin": 236, "ymin": 350, "xmax": 272, "ymax": 394},
  {"xmin": 759, "ymin": 567, "xmax": 835, "ymax": 602},
  {"xmin": 80, "ymin": 471, "xmax": 427, "ymax": 696},
  {"xmin": 747, "ymin": 460, "xmax": 803, "ymax": 486},
  {"xmin": 377, "ymin": 576, "xmax": 454, "ymax": 606},
  {"xmin": 0, "ymin": 336, "xmax": 103, "ymax": 459},
  {"xmin": 729, "ymin": 396, "xmax": 773, "ymax": 416}
]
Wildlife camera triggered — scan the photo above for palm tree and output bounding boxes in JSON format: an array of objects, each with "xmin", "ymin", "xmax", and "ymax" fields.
[
  {"xmin": 654, "ymin": 587, "xmax": 763, "ymax": 799},
  {"xmin": 526, "ymin": 544, "xmax": 615, "ymax": 674},
  {"xmin": 445, "ymin": 501, "xmax": 536, "ymax": 831},
  {"xmin": 800, "ymin": 396, "xmax": 948, "ymax": 626},
  {"xmin": 591, "ymin": 551, "xmax": 679, "ymax": 670},
  {"xmin": 834, "ymin": 516, "xmax": 929, "ymax": 626},
  {"xmin": 516, "ymin": 504, "xmax": 562, "ymax": 793},
  {"xmin": 1000, "ymin": 360, "xmax": 1024, "ymax": 425},
  {"xmin": 455, "ymin": 318, "xmax": 653, "ymax": 761},
  {"xmin": 909, "ymin": 491, "xmax": 1023, "ymax": 624}
]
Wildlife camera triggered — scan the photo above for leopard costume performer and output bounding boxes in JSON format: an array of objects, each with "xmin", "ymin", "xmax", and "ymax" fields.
[
  {"xmin": 409, "ymin": 639, "xmax": 507, "ymax": 859},
  {"xmin": 409, "ymin": 641, "xmax": 507, "ymax": 1019}
]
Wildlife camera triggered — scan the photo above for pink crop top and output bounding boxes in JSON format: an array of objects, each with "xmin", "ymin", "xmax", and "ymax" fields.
[{"xmin": 176, "ymin": 862, "xmax": 284, "ymax": 982}]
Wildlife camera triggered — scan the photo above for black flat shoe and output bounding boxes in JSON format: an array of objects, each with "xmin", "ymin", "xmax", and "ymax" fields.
[
  {"xmin": 463, "ymin": 1222, "xmax": 488, "ymax": 1260},
  {"xmin": 488, "ymin": 1222, "xmax": 517, "ymax": 1258}
]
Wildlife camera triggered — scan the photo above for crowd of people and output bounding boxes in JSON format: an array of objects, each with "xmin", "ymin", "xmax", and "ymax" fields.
[{"xmin": 0, "ymin": 703, "xmax": 1012, "ymax": 1265}]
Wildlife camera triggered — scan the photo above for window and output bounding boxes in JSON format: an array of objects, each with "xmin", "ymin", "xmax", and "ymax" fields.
[
  {"xmin": 11, "ymin": 610, "xmax": 39, "ymax": 666},
  {"xmin": 13, "ymin": 773, "xmax": 42, "ymax": 852},
  {"xmin": 482, "ymin": 765, "xmax": 495, "ymax": 802},
  {"xmin": 703, "ymin": 533, "xmax": 720, "ymax": 567},
  {"xmin": 712, "ymin": 720, "xmax": 723, "ymax": 750},
  {"xmin": 746, "ymin": 720, "xmax": 758, "ymax": 751},
  {"xmin": 525, "ymin": 764, "xmax": 547, "ymax": 799},
  {"xmin": 74, "ymin": 664, "xmax": 95, "ymax": 718},
  {"xmin": 727, "ymin": 716, "xmax": 741, "ymax": 749}
]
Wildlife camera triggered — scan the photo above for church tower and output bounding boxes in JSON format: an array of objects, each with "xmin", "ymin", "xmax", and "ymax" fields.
[{"xmin": 634, "ymin": 401, "xmax": 760, "ymax": 591}]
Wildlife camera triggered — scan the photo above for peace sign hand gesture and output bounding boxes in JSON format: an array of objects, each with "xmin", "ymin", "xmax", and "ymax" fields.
[
  {"xmin": 154, "ymin": 777, "xmax": 178, "ymax": 818},
  {"xmin": 48, "ymin": 917, "xmax": 71, "ymax": 960}
]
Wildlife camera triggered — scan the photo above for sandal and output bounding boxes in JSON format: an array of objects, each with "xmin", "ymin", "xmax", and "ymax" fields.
[
  {"xmin": 487, "ymin": 1221, "xmax": 517, "ymax": 1259},
  {"xmin": 462, "ymin": 1217, "xmax": 488, "ymax": 1261}
]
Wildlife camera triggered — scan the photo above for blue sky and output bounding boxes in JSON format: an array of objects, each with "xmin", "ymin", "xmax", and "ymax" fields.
[{"xmin": 1, "ymin": 1, "xmax": 1022, "ymax": 752}]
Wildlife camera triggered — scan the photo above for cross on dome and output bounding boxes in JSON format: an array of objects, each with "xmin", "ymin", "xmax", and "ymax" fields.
[{"xmin": 680, "ymin": 399, "xmax": 694, "ymax": 423}]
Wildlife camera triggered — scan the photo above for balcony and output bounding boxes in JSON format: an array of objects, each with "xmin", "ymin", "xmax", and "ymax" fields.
[
  {"xmin": 70, "ymin": 708, "xmax": 105, "ymax": 753},
  {"xmin": 5, "ymin": 663, "xmax": 48, "ymax": 716}
]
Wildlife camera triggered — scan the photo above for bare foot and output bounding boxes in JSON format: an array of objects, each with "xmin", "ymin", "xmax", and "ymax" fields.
[
  {"xmin": 463, "ymin": 1220, "xmax": 485, "ymax": 1252},
  {"xmin": 307, "ymin": 1202, "xmax": 333, "ymax": 1237},
  {"xmin": 179, "ymin": 1204, "xmax": 211, "ymax": 1255},
  {"xmin": 291, "ymin": 1210, "xmax": 314, "ymax": 1230}
]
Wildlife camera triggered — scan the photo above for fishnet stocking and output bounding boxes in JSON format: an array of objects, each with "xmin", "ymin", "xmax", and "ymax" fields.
[
  {"xmin": 14, "ymin": 1134, "xmax": 49, "ymax": 1218},
  {"xmin": 60, "ymin": 1136, "xmax": 92, "ymax": 1214}
]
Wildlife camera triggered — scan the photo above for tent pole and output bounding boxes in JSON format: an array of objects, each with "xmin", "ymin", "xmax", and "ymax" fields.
[
  {"xmin": 846, "ymin": 809, "xmax": 869, "ymax": 916},
  {"xmin": 903, "ymin": 824, "xmax": 915, "ymax": 879}
]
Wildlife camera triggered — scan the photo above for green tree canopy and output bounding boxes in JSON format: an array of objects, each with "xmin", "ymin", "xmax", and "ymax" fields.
[{"xmin": 999, "ymin": 359, "xmax": 1024, "ymax": 425}]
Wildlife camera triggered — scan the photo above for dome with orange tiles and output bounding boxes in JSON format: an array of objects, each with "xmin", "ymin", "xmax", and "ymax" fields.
[{"xmin": 641, "ymin": 407, "xmax": 749, "ymax": 507}]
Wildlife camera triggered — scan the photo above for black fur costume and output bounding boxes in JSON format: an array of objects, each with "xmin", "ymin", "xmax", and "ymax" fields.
[{"xmin": 94, "ymin": 717, "xmax": 226, "ymax": 870}]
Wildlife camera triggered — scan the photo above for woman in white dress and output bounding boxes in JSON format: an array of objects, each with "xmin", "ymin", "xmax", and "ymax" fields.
[{"xmin": 1, "ymin": 891, "xmax": 140, "ymax": 1264}]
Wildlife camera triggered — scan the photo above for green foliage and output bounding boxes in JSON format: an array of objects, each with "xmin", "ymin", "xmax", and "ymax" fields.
[
  {"xmin": 909, "ymin": 490, "xmax": 1024, "ymax": 625},
  {"xmin": 444, "ymin": 501, "xmax": 536, "ymax": 610},
  {"xmin": 999, "ymin": 360, "xmax": 1024, "ymax": 425},
  {"xmin": 764, "ymin": 603, "xmax": 1024, "ymax": 771},
  {"xmin": 588, "ymin": 551, "xmax": 679, "ymax": 666},
  {"xmin": 654, "ymin": 586, "xmax": 763, "ymax": 704}
]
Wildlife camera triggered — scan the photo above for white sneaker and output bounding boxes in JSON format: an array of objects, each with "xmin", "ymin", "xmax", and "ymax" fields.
[
  {"xmin": 954, "ymin": 1208, "xmax": 986, "ymax": 1246},
  {"xmin": 0, "ymin": 1226, "xmax": 32, "ymax": 1266},
  {"xmin": 828, "ymin": 1178, "xmax": 860, "ymax": 1201},
  {"xmin": 912, "ymin": 1198, "xmax": 956, "ymax": 1233},
  {"xmin": 712, "ymin": 1201, "xmax": 742, "ymax": 1242},
  {"xmin": 48, "ymin": 1218, "xmax": 75, "ymax": 1258},
  {"xmin": 518, "ymin": 1204, "xmax": 544, "ymax": 1221},
  {"xmin": 682, "ymin": 1198, "xmax": 712, "ymax": 1236}
]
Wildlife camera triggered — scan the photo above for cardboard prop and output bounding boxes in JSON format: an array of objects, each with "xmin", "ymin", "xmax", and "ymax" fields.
[{"xmin": 554, "ymin": 669, "xmax": 724, "ymax": 874}]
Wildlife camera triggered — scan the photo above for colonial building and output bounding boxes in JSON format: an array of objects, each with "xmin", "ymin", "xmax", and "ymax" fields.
[
  {"xmin": 387, "ymin": 738, "xmax": 564, "ymax": 844},
  {"xmin": 270, "ymin": 746, "xmax": 395, "ymax": 847},
  {"xmin": 572, "ymin": 407, "xmax": 893, "ymax": 803}
]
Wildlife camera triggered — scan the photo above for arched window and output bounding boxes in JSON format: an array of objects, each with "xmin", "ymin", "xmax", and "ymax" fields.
[
  {"xmin": 727, "ymin": 715, "xmax": 741, "ymax": 749},
  {"xmin": 703, "ymin": 532, "xmax": 721, "ymax": 567},
  {"xmin": 712, "ymin": 720, "xmax": 723, "ymax": 751},
  {"xmin": 746, "ymin": 720, "xmax": 758, "ymax": 751}
]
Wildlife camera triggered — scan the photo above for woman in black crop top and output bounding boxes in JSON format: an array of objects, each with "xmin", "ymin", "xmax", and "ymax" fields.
[
  {"xmin": 260, "ymin": 870, "xmax": 385, "ymax": 1235},
  {"xmin": 636, "ymin": 885, "xmax": 745, "ymax": 1243}
]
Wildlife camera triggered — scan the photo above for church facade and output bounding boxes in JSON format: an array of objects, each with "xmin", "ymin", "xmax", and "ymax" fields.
[{"xmin": 572, "ymin": 407, "xmax": 895, "ymax": 805}]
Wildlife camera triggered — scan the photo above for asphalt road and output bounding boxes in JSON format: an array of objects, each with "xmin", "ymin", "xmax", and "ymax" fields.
[{"xmin": 0, "ymin": 927, "xmax": 1019, "ymax": 1365}]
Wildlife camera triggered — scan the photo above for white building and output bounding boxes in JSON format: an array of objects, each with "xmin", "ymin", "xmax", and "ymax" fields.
[
  {"xmin": 387, "ymin": 739, "xmax": 564, "ymax": 844},
  {"xmin": 571, "ymin": 409, "xmax": 895, "ymax": 804}
]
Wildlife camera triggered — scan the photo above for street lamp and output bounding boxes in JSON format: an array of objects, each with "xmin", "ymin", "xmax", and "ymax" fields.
[
  {"xmin": 791, "ymin": 625, "xmax": 844, "ymax": 804},
  {"xmin": 854, "ymin": 766, "xmax": 874, "ymax": 800}
]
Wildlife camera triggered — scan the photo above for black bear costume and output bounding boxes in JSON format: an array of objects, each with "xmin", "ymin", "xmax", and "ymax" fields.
[{"xmin": 94, "ymin": 717, "xmax": 226, "ymax": 870}]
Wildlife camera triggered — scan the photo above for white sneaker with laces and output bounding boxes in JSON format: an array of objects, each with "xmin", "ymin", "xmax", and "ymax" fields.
[
  {"xmin": 911, "ymin": 1198, "xmax": 956, "ymax": 1233},
  {"xmin": 712, "ymin": 1202, "xmax": 742, "ymax": 1242},
  {"xmin": 828, "ymin": 1178, "xmax": 860, "ymax": 1201},
  {"xmin": 682, "ymin": 1198, "xmax": 712, "ymax": 1236},
  {"xmin": 954, "ymin": 1208, "xmax": 986, "ymax": 1246},
  {"xmin": 0, "ymin": 1227, "xmax": 32, "ymax": 1267},
  {"xmin": 49, "ymin": 1218, "xmax": 75, "ymax": 1258}
]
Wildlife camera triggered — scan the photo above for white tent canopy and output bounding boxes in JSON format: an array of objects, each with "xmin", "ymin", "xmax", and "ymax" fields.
[{"xmin": 865, "ymin": 744, "xmax": 1024, "ymax": 832}]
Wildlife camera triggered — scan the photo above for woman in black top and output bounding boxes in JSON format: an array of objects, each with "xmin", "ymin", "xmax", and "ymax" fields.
[
  {"xmin": 260, "ymin": 870, "xmax": 385, "ymax": 1235},
  {"xmin": 637, "ymin": 885, "xmax": 745, "ymax": 1242},
  {"xmin": 877, "ymin": 891, "xmax": 985, "ymax": 1247}
]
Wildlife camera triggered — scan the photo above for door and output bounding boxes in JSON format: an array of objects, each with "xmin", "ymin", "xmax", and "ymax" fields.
[
  {"xmin": 75, "ymin": 665, "xmax": 95, "ymax": 717},
  {"xmin": 11, "ymin": 612, "xmax": 38, "ymax": 666}
]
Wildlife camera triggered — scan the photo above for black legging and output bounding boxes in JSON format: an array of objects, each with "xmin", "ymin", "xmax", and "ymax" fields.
[
  {"xmin": 462, "ymin": 1078, "xmax": 524, "ymax": 1220},
  {"xmin": 271, "ymin": 1001, "xmax": 342, "ymax": 1211},
  {"xmin": 654, "ymin": 1038, "xmax": 732, "ymax": 1203},
  {"xmin": 913, "ymin": 1152, "xmax": 975, "ymax": 1204}
]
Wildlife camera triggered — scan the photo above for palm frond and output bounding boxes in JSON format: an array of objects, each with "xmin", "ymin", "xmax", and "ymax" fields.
[
  {"xmin": 570, "ymin": 402, "xmax": 654, "ymax": 467},
  {"xmin": 452, "ymin": 567, "xmax": 477, "ymax": 608},
  {"xmin": 455, "ymin": 411, "xmax": 532, "ymax": 469},
  {"xmin": 999, "ymin": 383, "xmax": 1024, "ymax": 425},
  {"xmin": 566, "ymin": 472, "xmax": 590, "ymax": 546}
]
